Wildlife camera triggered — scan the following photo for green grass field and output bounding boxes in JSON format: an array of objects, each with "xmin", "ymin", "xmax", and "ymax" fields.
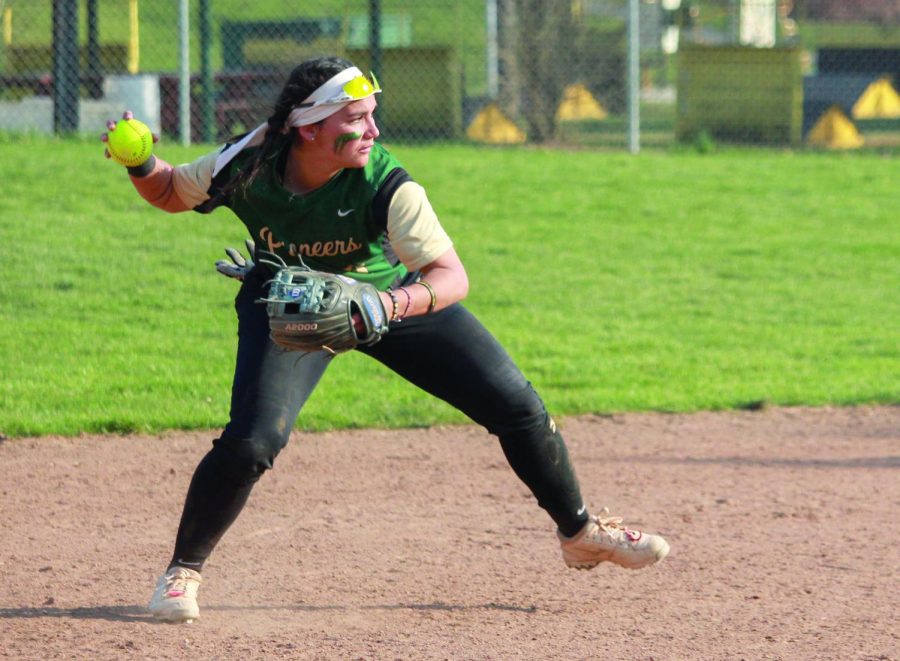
[{"xmin": 0, "ymin": 135, "xmax": 897, "ymax": 437}]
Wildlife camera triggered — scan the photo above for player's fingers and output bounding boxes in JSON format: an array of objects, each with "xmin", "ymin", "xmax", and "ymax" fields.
[
  {"xmin": 100, "ymin": 133, "xmax": 109, "ymax": 142},
  {"xmin": 224, "ymin": 247, "xmax": 246, "ymax": 267},
  {"xmin": 244, "ymin": 238, "xmax": 256, "ymax": 259},
  {"xmin": 351, "ymin": 312, "xmax": 365, "ymax": 335},
  {"xmin": 152, "ymin": 133, "xmax": 160, "ymax": 144},
  {"xmin": 123, "ymin": 110, "xmax": 134, "ymax": 120},
  {"xmin": 103, "ymin": 148, "xmax": 111, "ymax": 159},
  {"xmin": 106, "ymin": 119, "xmax": 116, "ymax": 131},
  {"xmin": 215, "ymin": 261, "xmax": 244, "ymax": 280}
]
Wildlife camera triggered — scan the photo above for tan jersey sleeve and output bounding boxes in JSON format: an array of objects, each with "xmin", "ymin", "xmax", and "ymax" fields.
[
  {"xmin": 387, "ymin": 181, "xmax": 453, "ymax": 271},
  {"xmin": 171, "ymin": 150, "xmax": 220, "ymax": 209}
]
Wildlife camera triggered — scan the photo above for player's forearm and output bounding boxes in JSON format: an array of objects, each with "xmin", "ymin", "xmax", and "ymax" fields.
[
  {"xmin": 129, "ymin": 156, "xmax": 192, "ymax": 213},
  {"xmin": 413, "ymin": 265, "xmax": 469, "ymax": 315},
  {"xmin": 380, "ymin": 248, "xmax": 469, "ymax": 321}
]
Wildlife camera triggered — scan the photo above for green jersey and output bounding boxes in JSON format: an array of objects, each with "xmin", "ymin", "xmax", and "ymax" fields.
[{"xmin": 202, "ymin": 143, "xmax": 412, "ymax": 290}]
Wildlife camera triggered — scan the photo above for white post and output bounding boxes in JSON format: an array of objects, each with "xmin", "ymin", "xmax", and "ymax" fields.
[
  {"xmin": 486, "ymin": 0, "xmax": 499, "ymax": 99},
  {"xmin": 627, "ymin": 0, "xmax": 640, "ymax": 154},
  {"xmin": 740, "ymin": 0, "xmax": 777, "ymax": 47},
  {"xmin": 178, "ymin": 0, "xmax": 190, "ymax": 146}
]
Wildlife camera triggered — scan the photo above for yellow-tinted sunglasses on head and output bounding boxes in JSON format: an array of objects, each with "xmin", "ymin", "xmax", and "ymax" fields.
[{"xmin": 302, "ymin": 72, "xmax": 382, "ymax": 108}]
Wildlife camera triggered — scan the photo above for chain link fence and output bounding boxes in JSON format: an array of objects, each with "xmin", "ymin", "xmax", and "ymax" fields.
[{"xmin": 1, "ymin": 0, "xmax": 898, "ymax": 149}]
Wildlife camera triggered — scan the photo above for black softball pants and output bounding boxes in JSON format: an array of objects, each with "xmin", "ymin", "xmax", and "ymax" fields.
[{"xmin": 169, "ymin": 268, "xmax": 588, "ymax": 570}]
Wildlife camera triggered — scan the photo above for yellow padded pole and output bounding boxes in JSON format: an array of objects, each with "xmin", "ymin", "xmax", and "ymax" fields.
[
  {"xmin": 128, "ymin": 0, "xmax": 139, "ymax": 73},
  {"xmin": 3, "ymin": 6, "xmax": 12, "ymax": 47}
]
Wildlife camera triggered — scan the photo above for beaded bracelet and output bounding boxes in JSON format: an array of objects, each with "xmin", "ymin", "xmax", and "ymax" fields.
[
  {"xmin": 398, "ymin": 287, "xmax": 413, "ymax": 319},
  {"xmin": 417, "ymin": 280, "xmax": 437, "ymax": 314},
  {"xmin": 386, "ymin": 288, "xmax": 401, "ymax": 322}
]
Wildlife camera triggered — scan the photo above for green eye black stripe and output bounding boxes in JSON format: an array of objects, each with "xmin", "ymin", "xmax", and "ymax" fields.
[{"xmin": 334, "ymin": 131, "xmax": 362, "ymax": 153}]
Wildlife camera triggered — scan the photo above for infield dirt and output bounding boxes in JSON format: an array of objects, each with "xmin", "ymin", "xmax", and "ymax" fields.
[{"xmin": 1, "ymin": 406, "xmax": 897, "ymax": 660}]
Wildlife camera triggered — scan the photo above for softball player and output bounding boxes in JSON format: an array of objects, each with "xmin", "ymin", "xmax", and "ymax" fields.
[{"xmin": 104, "ymin": 57, "xmax": 669, "ymax": 623}]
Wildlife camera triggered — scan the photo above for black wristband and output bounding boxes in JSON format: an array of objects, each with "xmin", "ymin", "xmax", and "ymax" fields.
[{"xmin": 127, "ymin": 154, "xmax": 156, "ymax": 178}]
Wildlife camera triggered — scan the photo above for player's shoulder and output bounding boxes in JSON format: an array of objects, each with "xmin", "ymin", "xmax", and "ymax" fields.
[
  {"xmin": 367, "ymin": 142, "xmax": 403, "ymax": 175},
  {"xmin": 223, "ymin": 140, "xmax": 262, "ymax": 170},
  {"xmin": 210, "ymin": 128, "xmax": 269, "ymax": 179},
  {"xmin": 358, "ymin": 142, "xmax": 407, "ymax": 192}
]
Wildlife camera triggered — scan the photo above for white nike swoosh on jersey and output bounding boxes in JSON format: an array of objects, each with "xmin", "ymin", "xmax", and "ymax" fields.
[
  {"xmin": 576, "ymin": 505, "xmax": 587, "ymax": 516},
  {"xmin": 337, "ymin": 208, "xmax": 354, "ymax": 217}
]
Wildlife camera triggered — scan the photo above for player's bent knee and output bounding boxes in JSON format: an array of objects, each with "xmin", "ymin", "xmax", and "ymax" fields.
[
  {"xmin": 210, "ymin": 431, "xmax": 289, "ymax": 484},
  {"xmin": 482, "ymin": 384, "xmax": 553, "ymax": 440}
]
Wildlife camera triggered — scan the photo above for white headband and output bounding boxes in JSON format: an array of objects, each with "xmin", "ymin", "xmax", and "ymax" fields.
[
  {"xmin": 213, "ymin": 66, "xmax": 378, "ymax": 177},
  {"xmin": 286, "ymin": 66, "xmax": 367, "ymax": 127}
]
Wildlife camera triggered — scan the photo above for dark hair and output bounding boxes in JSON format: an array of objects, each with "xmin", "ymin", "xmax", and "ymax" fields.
[{"xmin": 226, "ymin": 56, "xmax": 355, "ymax": 195}]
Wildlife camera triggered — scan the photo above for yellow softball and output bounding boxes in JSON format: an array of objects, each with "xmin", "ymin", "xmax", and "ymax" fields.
[{"xmin": 106, "ymin": 118, "xmax": 154, "ymax": 167}]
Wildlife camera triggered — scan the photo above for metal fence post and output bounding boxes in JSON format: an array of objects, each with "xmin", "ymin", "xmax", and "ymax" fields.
[
  {"xmin": 178, "ymin": 0, "xmax": 190, "ymax": 145},
  {"xmin": 199, "ymin": 0, "xmax": 214, "ymax": 144},
  {"xmin": 627, "ymin": 0, "xmax": 640, "ymax": 153},
  {"xmin": 86, "ymin": 0, "xmax": 102, "ymax": 98},
  {"xmin": 486, "ymin": 0, "xmax": 499, "ymax": 99},
  {"xmin": 370, "ymin": 0, "xmax": 384, "ymax": 132},
  {"xmin": 52, "ymin": 0, "xmax": 79, "ymax": 134}
]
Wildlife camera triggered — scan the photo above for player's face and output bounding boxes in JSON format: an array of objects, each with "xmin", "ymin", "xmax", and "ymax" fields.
[{"xmin": 316, "ymin": 96, "xmax": 380, "ymax": 169}]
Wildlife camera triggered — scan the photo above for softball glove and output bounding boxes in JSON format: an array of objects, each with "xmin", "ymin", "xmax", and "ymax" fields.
[{"xmin": 258, "ymin": 266, "xmax": 389, "ymax": 354}]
